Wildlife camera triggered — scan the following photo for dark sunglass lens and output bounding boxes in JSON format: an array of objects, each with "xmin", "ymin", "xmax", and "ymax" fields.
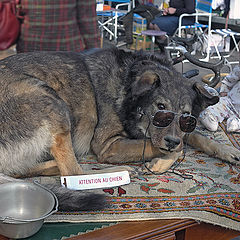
[
  {"xmin": 179, "ymin": 115, "xmax": 197, "ymax": 132},
  {"xmin": 153, "ymin": 111, "xmax": 175, "ymax": 128}
]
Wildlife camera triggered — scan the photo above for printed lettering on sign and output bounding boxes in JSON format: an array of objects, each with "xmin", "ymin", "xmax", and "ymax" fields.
[{"xmin": 61, "ymin": 171, "xmax": 130, "ymax": 190}]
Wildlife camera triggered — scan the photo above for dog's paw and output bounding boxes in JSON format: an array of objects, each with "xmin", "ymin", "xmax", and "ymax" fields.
[
  {"xmin": 143, "ymin": 158, "xmax": 176, "ymax": 174},
  {"xmin": 141, "ymin": 152, "xmax": 182, "ymax": 174},
  {"xmin": 213, "ymin": 144, "xmax": 240, "ymax": 165}
]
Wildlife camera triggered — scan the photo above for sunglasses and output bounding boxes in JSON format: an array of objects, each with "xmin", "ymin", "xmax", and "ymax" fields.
[{"xmin": 151, "ymin": 110, "xmax": 197, "ymax": 133}]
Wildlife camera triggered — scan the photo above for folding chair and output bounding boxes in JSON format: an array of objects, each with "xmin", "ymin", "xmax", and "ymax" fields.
[
  {"xmin": 210, "ymin": 13, "xmax": 240, "ymax": 65},
  {"xmin": 97, "ymin": 0, "xmax": 135, "ymax": 45},
  {"xmin": 176, "ymin": 0, "xmax": 213, "ymax": 61}
]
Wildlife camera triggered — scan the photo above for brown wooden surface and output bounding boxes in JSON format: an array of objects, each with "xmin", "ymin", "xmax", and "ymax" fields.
[
  {"xmin": 185, "ymin": 222, "xmax": 240, "ymax": 240},
  {"xmin": 0, "ymin": 235, "xmax": 8, "ymax": 240},
  {"xmin": 0, "ymin": 219, "xmax": 240, "ymax": 240},
  {"xmin": 67, "ymin": 219, "xmax": 240, "ymax": 240},
  {"xmin": 68, "ymin": 219, "xmax": 198, "ymax": 240}
]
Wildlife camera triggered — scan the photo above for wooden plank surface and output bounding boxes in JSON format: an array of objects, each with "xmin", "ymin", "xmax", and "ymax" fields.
[{"xmin": 68, "ymin": 219, "xmax": 198, "ymax": 240}]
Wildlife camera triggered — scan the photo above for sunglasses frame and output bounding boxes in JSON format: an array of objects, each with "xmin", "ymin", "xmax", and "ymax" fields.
[{"xmin": 151, "ymin": 110, "xmax": 197, "ymax": 133}]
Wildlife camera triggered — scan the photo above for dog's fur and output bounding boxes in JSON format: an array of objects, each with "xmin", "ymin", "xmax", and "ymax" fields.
[{"xmin": 0, "ymin": 48, "xmax": 239, "ymax": 210}]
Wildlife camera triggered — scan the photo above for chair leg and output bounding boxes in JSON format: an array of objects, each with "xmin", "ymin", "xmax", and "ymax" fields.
[
  {"xmin": 209, "ymin": 31, "xmax": 222, "ymax": 59},
  {"xmin": 114, "ymin": 13, "xmax": 118, "ymax": 43},
  {"xmin": 231, "ymin": 34, "xmax": 240, "ymax": 52},
  {"xmin": 135, "ymin": 35, "xmax": 138, "ymax": 50},
  {"xmin": 151, "ymin": 36, "xmax": 155, "ymax": 52},
  {"xmin": 226, "ymin": 35, "xmax": 240, "ymax": 65},
  {"xmin": 205, "ymin": 31, "xmax": 211, "ymax": 62},
  {"xmin": 143, "ymin": 35, "xmax": 146, "ymax": 51},
  {"xmin": 100, "ymin": 36, "xmax": 103, "ymax": 48}
]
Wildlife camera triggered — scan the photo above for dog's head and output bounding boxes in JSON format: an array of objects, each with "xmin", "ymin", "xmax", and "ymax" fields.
[{"xmin": 123, "ymin": 54, "xmax": 219, "ymax": 155}]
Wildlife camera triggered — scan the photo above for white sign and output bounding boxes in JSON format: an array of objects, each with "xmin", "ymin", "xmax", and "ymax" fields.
[{"xmin": 61, "ymin": 171, "xmax": 130, "ymax": 190}]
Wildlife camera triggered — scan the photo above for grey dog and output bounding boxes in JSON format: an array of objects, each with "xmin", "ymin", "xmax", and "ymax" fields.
[{"xmin": 0, "ymin": 48, "xmax": 239, "ymax": 210}]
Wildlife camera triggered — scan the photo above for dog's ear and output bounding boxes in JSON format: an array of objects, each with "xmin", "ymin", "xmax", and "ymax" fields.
[
  {"xmin": 192, "ymin": 82, "xmax": 219, "ymax": 116},
  {"xmin": 131, "ymin": 71, "xmax": 160, "ymax": 97}
]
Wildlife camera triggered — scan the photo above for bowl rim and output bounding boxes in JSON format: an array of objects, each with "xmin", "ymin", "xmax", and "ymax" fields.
[{"xmin": 0, "ymin": 181, "xmax": 58, "ymax": 223}]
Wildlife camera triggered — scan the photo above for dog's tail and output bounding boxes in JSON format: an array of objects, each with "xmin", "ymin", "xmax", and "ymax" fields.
[
  {"xmin": 0, "ymin": 173, "xmax": 108, "ymax": 211},
  {"xmin": 46, "ymin": 184, "xmax": 108, "ymax": 211}
]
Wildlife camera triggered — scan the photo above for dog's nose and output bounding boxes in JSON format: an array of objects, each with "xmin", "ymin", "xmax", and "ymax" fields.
[{"xmin": 164, "ymin": 135, "xmax": 181, "ymax": 150}]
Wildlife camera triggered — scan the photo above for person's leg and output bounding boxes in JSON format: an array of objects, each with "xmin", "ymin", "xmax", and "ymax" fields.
[
  {"xmin": 76, "ymin": 0, "xmax": 100, "ymax": 49},
  {"xmin": 151, "ymin": 16, "xmax": 179, "ymax": 36},
  {"xmin": 151, "ymin": 23, "xmax": 161, "ymax": 31},
  {"xmin": 149, "ymin": 16, "xmax": 194, "ymax": 35},
  {"xmin": 181, "ymin": 17, "xmax": 195, "ymax": 26},
  {"xmin": 149, "ymin": 23, "xmax": 159, "ymax": 30}
]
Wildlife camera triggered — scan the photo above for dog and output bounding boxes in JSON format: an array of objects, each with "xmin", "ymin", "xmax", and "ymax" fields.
[{"xmin": 0, "ymin": 48, "xmax": 239, "ymax": 210}]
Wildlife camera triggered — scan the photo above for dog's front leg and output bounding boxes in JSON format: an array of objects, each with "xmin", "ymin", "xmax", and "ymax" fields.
[
  {"xmin": 187, "ymin": 131, "xmax": 240, "ymax": 165},
  {"xmin": 90, "ymin": 137, "xmax": 164, "ymax": 176},
  {"xmin": 144, "ymin": 151, "xmax": 182, "ymax": 173},
  {"xmin": 93, "ymin": 137, "xmax": 162, "ymax": 164}
]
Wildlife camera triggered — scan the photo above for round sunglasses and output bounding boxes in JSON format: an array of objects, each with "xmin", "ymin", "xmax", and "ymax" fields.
[{"xmin": 151, "ymin": 110, "xmax": 197, "ymax": 133}]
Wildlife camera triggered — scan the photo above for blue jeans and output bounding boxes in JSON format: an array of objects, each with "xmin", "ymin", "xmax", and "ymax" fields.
[{"xmin": 151, "ymin": 15, "xmax": 194, "ymax": 36}]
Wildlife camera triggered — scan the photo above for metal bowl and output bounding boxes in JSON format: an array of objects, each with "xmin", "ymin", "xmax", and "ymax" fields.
[{"xmin": 0, "ymin": 181, "xmax": 58, "ymax": 239}]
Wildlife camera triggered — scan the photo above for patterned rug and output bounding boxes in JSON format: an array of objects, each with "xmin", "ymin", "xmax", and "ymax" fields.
[{"xmin": 31, "ymin": 124, "xmax": 240, "ymax": 231}]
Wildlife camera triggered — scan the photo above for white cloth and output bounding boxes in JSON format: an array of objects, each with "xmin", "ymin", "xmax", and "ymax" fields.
[
  {"xmin": 220, "ymin": 65, "xmax": 240, "ymax": 112},
  {"xmin": 212, "ymin": 0, "xmax": 225, "ymax": 10},
  {"xmin": 199, "ymin": 65, "xmax": 240, "ymax": 132}
]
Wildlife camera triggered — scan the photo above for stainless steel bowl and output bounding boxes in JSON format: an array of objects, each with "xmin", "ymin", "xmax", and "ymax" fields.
[{"xmin": 0, "ymin": 181, "xmax": 58, "ymax": 239}]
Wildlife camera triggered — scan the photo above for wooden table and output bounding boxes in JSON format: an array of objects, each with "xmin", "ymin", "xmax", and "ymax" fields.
[
  {"xmin": 0, "ymin": 219, "xmax": 240, "ymax": 239},
  {"xmin": 67, "ymin": 219, "xmax": 240, "ymax": 240}
]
